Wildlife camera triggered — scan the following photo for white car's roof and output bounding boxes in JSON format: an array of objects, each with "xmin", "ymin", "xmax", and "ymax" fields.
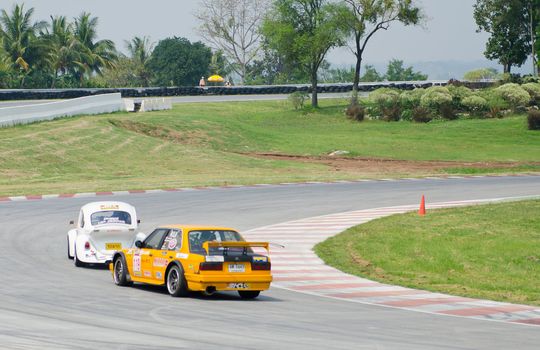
[{"xmin": 81, "ymin": 201, "xmax": 136, "ymax": 214}]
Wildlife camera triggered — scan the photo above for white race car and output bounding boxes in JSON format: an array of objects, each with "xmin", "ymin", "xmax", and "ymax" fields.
[{"xmin": 67, "ymin": 201, "xmax": 146, "ymax": 267}]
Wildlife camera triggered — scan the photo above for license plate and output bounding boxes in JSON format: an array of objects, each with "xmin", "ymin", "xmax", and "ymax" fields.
[
  {"xmin": 105, "ymin": 243, "xmax": 122, "ymax": 250},
  {"xmin": 228, "ymin": 283, "xmax": 249, "ymax": 289},
  {"xmin": 228, "ymin": 264, "xmax": 245, "ymax": 273}
]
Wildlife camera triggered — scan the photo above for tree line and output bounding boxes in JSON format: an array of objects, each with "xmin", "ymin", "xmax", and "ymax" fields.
[{"xmin": 1, "ymin": 1, "xmax": 539, "ymax": 107}]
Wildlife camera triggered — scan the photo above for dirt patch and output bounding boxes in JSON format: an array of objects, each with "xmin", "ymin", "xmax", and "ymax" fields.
[
  {"xmin": 347, "ymin": 242, "xmax": 386, "ymax": 277},
  {"xmin": 109, "ymin": 119, "xmax": 209, "ymax": 146},
  {"xmin": 243, "ymin": 152, "xmax": 540, "ymax": 175}
]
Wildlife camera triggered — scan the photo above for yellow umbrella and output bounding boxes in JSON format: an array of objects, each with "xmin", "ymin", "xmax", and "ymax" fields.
[{"xmin": 207, "ymin": 74, "xmax": 224, "ymax": 82}]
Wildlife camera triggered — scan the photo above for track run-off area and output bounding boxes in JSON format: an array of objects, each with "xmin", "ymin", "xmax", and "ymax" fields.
[{"xmin": 1, "ymin": 175, "xmax": 539, "ymax": 349}]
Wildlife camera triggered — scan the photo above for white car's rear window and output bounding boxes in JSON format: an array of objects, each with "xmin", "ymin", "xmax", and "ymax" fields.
[{"xmin": 90, "ymin": 211, "xmax": 132, "ymax": 225}]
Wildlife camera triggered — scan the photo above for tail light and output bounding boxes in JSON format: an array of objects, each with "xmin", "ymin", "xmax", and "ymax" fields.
[
  {"xmin": 252, "ymin": 262, "xmax": 271, "ymax": 271},
  {"xmin": 84, "ymin": 241, "xmax": 90, "ymax": 250},
  {"xmin": 199, "ymin": 262, "xmax": 223, "ymax": 271}
]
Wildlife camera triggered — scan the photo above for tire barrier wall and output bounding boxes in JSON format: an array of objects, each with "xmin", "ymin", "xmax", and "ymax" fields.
[
  {"xmin": 0, "ymin": 93, "xmax": 123, "ymax": 128},
  {"xmin": 0, "ymin": 81, "xmax": 494, "ymax": 101}
]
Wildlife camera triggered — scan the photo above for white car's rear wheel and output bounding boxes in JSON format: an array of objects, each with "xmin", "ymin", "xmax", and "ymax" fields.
[
  {"xmin": 73, "ymin": 245, "xmax": 85, "ymax": 267},
  {"xmin": 67, "ymin": 236, "xmax": 73, "ymax": 260}
]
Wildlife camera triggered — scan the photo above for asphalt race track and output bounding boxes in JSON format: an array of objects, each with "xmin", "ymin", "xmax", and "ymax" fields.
[{"xmin": 1, "ymin": 176, "xmax": 539, "ymax": 349}]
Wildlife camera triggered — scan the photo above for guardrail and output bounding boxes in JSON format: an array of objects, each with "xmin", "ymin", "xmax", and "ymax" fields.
[
  {"xmin": 0, "ymin": 93, "xmax": 123, "ymax": 128},
  {"xmin": 0, "ymin": 81, "xmax": 494, "ymax": 101}
]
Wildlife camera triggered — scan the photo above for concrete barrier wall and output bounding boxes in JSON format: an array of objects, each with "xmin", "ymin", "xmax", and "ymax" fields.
[
  {"xmin": 123, "ymin": 98, "xmax": 173, "ymax": 112},
  {"xmin": 0, "ymin": 81, "xmax": 494, "ymax": 101},
  {"xmin": 0, "ymin": 93, "xmax": 123, "ymax": 128}
]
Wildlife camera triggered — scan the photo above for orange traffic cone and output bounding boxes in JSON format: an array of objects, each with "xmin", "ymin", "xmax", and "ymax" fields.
[{"xmin": 418, "ymin": 195, "xmax": 426, "ymax": 216}]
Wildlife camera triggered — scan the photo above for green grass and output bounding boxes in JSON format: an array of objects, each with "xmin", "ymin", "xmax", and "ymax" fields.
[
  {"xmin": 0, "ymin": 98, "xmax": 538, "ymax": 196},
  {"xmin": 130, "ymin": 100, "xmax": 540, "ymax": 162},
  {"xmin": 315, "ymin": 200, "xmax": 540, "ymax": 306}
]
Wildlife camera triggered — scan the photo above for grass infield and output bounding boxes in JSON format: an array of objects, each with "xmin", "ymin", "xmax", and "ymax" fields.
[
  {"xmin": 315, "ymin": 200, "xmax": 540, "ymax": 306},
  {"xmin": 0, "ymin": 99, "xmax": 538, "ymax": 196}
]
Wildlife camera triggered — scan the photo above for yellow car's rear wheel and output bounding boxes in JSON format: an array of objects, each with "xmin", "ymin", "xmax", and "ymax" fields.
[
  {"xmin": 238, "ymin": 291, "xmax": 260, "ymax": 299},
  {"xmin": 166, "ymin": 265, "xmax": 189, "ymax": 297},
  {"xmin": 113, "ymin": 256, "xmax": 131, "ymax": 286}
]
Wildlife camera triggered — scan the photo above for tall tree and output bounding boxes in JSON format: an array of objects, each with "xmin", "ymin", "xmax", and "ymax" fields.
[
  {"xmin": 344, "ymin": 0, "xmax": 422, "ymax": 101},
  {"xmin": 537, "ymin": 19, "xmax": 540, "ymax": 73},
  {"xmin": 0, "ymin": 41, "xmax": 14, "ymax": 88},
  {"xmin": 125, "ymin": 36, "xmax": 154, "ymax": 86},
  {"xmin": 0, "ymin": 4, "xmax": 46, "ymax": 87},
  {"xmin": 262, "ymin": 0, "xmax": 350, "ymax": 107},
  {"xmin": 246, "ymin": 43, "xmax": 308, "ymax": 85},
  {"xmin": 474, "ymin": 0, "xmax": 531, "ymax": 74},
  {"xmin": 148, "ymin": 37, "xmax": 212, "ymax": 86},
  {"xmin": 195, "ymin": 0, "xmax": 271, "ymax": 84},
  {"xmin": 529, "ymin": 0, "xmax": 540, "ymax": 75},
  {"xmin": 73, "ymin": 12, "xmax": 116, "ymax": 85},
  {"xmin": 42, "ymin": 16, "xmax": 82, "ymax": 87},
  {"xmin": 384, "ymin": 59, "xmax": 427, "ymax": 81}
]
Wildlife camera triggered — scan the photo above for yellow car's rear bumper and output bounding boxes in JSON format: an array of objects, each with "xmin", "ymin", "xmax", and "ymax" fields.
[{"xmin": 185, "ymin": 273, "xmax": 272, "ymax": 292}]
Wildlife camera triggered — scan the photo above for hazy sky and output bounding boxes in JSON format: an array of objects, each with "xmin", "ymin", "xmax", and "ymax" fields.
[{"xmin": 2, "ymin": 0, "xmax": 492, "ymax": 65}]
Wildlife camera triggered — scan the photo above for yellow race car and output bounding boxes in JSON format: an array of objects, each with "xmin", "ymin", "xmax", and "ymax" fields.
[{"xmin": 109, "ymin": 225, "xmax": 272, "ymax": 299}]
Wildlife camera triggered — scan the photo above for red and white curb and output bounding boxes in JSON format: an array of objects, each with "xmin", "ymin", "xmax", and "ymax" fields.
[
  {"xmin": 243, "ymin": 197, "xmax": 540, "ymax": 327},
  {"xmin": 0, "ymin": 174, "xmax": 537, "ymax": 202}
]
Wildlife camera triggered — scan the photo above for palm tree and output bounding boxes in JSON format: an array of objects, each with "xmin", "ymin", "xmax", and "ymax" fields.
[
  {"xmin": 42, "ymin": 16, "xmax": 83, "ymax": 87},
  {"xmin": 125, "ymin": 36, "xmax": 154, "ymax": 86},
  {"xmin": 72, "ymin": 12, "xmax": 117, "ymax": 86},
  {"xmin": 126, "ymin": 36, "xmax": 153, "ymax": 65},
  {"xmin": 0, "ymin": 4, "xmax": 46, "ymax": 87},
  {"xmin": 0, "ymin": 40, "xmax": 14, "ymax": 88}
]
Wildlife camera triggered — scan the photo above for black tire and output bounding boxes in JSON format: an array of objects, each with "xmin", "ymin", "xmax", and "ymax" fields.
[
  {"xmin": 166, "ymin": 265, "xmax": 189, "ymax": 297},
  {"xmin": 238, "ymin": 291, "xmax": 260, "ymax": 299},
  {"xmin": 73, "ymin": 245, "xmax": 85, "ymax": 267},
  {"xmin": 67, "ymin": 237, "xmax": 73, "ymax": 260},
  {"xmin": 113, "ymin": 256, "xmax": 130, "ymax": 286}
]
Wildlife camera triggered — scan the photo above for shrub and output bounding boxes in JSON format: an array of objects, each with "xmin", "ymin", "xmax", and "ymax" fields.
[
  {"xmin": 528, "ymin": 109, "xmax": 540, "ymax": 130},
  {"xmin": 400, "ymin": 88, "xmax": 425, "ymax": 121},
  {"xmin": 420, "ymin": 86, "xmax": 455, "ymax": 119},
  {"xmin": 495, "ymin": 83, "xmax": 530, "ymax": 110},
  {"xmin": 448, "ymin": 85, "xmax": 472, "ymax": 111},
  {"xmin": 400, "ymin": 88, "xmax": 425, "ymax": 109},
  {"xmin": 448, "ymin": 85, "xmax": 472, "ymax": 101},
  {"xmin": 522, "ymin": 75, "xmax": 540, "ymax": 84},
  {"xmin": 345, "ymin": 103, "xmax": 365, "ymax": 121},
  {"xmin": 478, "ymin": 89, "xmax": 509, "ymax": 118},
  {"xmin": 400, "ymin": 109, "xmax": 413, "ymax": 121},
  {"xmin": 412, "ymin": 106, "xmax": 432, "ymax": 123},
  {"xmin": 462, "ymin": 95, "xmax": 488, "ymax": 114},
  {"xmin": 369, "ymin": 88, "xmax": 401, "ymax": 121},
  {"xmin": 499, "ymin": 73, "xmax": 523, "ymax": 84},
  {"xmin": 288, "ymin": 91, "xmax": 309, "ymax": 110},
  {"xmin": 521, "ymin": 83, "xmax": 540, "ymax": 104}
]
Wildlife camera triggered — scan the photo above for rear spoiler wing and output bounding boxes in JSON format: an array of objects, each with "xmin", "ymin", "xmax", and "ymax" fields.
[{"xmin": 202, "ymin": 241, "xmax": 270, "ymax": 255}]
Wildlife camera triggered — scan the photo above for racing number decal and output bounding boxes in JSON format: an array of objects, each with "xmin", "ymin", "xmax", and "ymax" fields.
[{"xmin": 133, "ymin": 253, "xmax": 141, "ymax": 273}]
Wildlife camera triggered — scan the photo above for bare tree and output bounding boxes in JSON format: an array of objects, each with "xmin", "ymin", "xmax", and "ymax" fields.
[{"xmin": 195, "ymin": 0, "xmax": 270, "ymax": 84}]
